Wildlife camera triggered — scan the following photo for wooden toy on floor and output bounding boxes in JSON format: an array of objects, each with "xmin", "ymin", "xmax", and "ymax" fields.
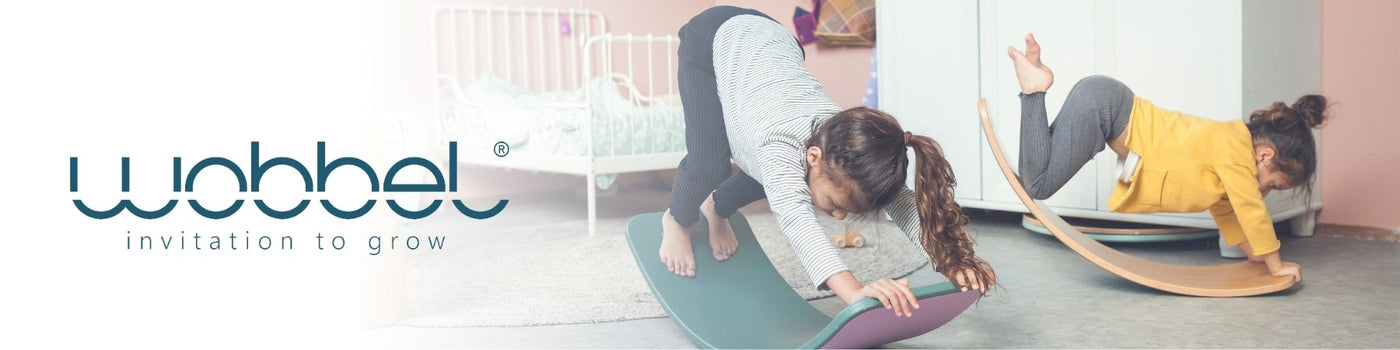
[{"xmin": 831, "ymin": 230, "xmax": 867, "ymax": 248}]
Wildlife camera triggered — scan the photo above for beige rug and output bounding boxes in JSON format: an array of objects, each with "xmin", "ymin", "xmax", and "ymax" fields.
[{"xmin": 396, "ymin": 212, "xmax": 930, "ymax": 327}]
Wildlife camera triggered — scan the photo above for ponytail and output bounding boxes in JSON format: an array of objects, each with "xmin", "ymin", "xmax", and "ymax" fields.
[
  {"xmin": 906, "ymin": 135, "xmax": 997, "ymax": 291},
  {"xmin": 1248, "ymin": 94, "xmax": 1329, "ymax": 131}
]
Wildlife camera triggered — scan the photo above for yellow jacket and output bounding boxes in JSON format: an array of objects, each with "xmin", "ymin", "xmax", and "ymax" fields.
[{"xmin": 1109, "ymin": 96, "xmax": 1280, "ymax": 255}]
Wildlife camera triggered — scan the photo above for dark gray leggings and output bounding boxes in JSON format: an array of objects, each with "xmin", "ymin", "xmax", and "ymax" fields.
[
  {"xmin": 667, "ymin": 6, "xmax": 780, "ymax": 227},
  {"xmin": 1019, "ymin": 75, "xmax": 1134, "ymax": 199}
]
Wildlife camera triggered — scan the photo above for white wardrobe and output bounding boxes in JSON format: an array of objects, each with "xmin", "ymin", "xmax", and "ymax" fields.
[{"xmin": 877, "ymin": 0, "xmax": 1323, "ymax": 235}]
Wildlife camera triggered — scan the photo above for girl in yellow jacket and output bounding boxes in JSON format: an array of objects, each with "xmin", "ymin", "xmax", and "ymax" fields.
[{"xmin": 1006, "ymin": 33, "xmax": 1324, "ymax": 282}]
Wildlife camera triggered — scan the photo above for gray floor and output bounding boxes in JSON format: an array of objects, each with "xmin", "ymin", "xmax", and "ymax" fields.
[{"xmin": 365, "ymin": 188, "xmax": 1400, "ymax": 348}]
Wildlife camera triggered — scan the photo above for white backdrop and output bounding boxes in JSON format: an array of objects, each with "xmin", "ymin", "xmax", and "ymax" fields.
[{"xmin": 0, "ymin": 0, "xmax": 393, "ymax": 347}]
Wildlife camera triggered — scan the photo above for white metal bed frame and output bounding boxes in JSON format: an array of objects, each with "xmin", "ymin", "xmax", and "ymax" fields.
[{"xmin": 431, "ymin": 5, "xmax": 684, "ymax": 236}]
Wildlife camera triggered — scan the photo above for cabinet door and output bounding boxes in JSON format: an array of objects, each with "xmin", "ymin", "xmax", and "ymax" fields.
[
  {"xmin": 979, "ymin": 0, "xmax": 1100, "ymax": 210},
  {"xmin": 877, "ymin": 0, "xmax": 982, "ymax": 200},
  {"xmin": 1093, "ymin": 0, "xmax": 1240, "ymax": 212},
  {"xmin": 1241, "ymin": 0, "xmax": 1322, "ymax": 216}
]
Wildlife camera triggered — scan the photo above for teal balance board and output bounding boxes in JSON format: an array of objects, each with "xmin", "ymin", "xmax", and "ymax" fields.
[{"xmin": 625, "ymin": 212, "xmax": 979, "ymax": 349}]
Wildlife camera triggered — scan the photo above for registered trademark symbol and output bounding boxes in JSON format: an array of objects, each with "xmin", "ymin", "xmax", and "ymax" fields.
[{"xmin": 493, "ymin": 141, "xmax": 510, "ymax": 157}]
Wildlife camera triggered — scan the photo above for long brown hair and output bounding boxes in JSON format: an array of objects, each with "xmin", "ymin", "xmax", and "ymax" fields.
[
  {"xmin": 808, "ymin": 107, "xmax": 996, "ymax": 291},
  {"xmin": 1247, "ymin": 95, "xmax": 1330, "ymax": 202}
]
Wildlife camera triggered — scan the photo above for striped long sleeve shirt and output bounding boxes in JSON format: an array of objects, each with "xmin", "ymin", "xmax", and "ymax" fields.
[{"xmin": 714, "ymin": 15, "xmax": 926, "ymax": 290}]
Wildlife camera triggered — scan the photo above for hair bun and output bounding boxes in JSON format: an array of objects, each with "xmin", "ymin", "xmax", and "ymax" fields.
[
  {"xmin": 1249, "ymin": 94, "xmax": 1330, "ymax": 131},
  {"xmin": 1291, "ymin": 94, "xmax": 1329, "ymax": 128}
]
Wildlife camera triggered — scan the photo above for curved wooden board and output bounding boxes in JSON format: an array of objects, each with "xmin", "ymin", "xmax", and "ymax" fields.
[{"xmin": 977, "ymin": 99, "xmax": 1295, "ymax": 297}]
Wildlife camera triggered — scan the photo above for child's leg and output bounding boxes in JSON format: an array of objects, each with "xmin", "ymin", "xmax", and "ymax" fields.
[
  {"xmin": 668, "ymin": 51, "xmax": 730, "ymax": 229},
  {"xmin": 662, "ymin": 6, "xmax": 770, "ymax": 277},
  {"xmin": 703, "ymin": 171, "xmax": 766, "ymax": 261},
  {"xmin": 712, "ymin": 171, "xmax": 765, "ymax": 218},
  {"xmin": 1017, "ymin": 76, "xmax": 1134, "ymax": 199}
]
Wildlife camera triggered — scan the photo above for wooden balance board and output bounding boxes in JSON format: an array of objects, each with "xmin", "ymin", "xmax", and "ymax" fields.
[
  {"xmin": 625, "ymin": 212, "xmax": 980, "ymax": 348},
  {"xmin": 978, "ymin": 99, "xmax": 1295, "ymax": 297}
]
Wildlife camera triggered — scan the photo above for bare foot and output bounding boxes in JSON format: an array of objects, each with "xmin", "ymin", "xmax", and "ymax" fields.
[
  {"xmin": 659, "ymin": 209, "xmax": 696, "ymax": 277},
  {"xmin": 701, "ymin": 193, "xmax": 738, "ymax": 262},
  {"xmin": 1007, "ymin": 33, "xmax": 1054, "ymax": 94}
]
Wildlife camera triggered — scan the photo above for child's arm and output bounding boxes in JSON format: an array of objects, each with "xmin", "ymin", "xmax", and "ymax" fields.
[
  {"xmin": 1253, "ymin": 247, "xmax": 1302, "ymax": 282},
  {"xmin": 755, "ymin": 143, "xmax": 924, "ymax": 313},
  {"xmin": 883, "ymin": 187, "xmax": 924, "ymax": 243},
  {"xmin": 827, "ymin": 271, "xmax": 920, "ymax": 318},
  {"xmin": 1216, "ymin": 164, "xmax": 1301, "ymax": 281},
  {"xmin": 1208, "ymin": 201, "xmax": 1252, "ymax": 260},
  {"xmin": 756, "ymin": 143, "xmax": 852, "ymax": 289}
]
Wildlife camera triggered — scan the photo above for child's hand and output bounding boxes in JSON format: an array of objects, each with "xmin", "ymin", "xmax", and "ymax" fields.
[
  {"xmin": 946, "ymin": 267, "xmax": 994, "ymax": 294},
  {"xmin": 860, "ymin": 278, "xmax": 919, "ymax": 318},
  {"xmin": 1259, "ymin": 251, "xmax": 1302, "ymax": 283},
  {"xmin": 1270, "ymin": 262, "xmax": 1302, "ymax": 282}
]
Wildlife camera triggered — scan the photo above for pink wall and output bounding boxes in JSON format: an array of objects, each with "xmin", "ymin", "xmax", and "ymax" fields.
[
  {"xmin": 714, "ymin": 0, "xmax": 874, "ymax": 108},
  {"xmin": 1319, "ymin": 0, "xmax": 1400, "ymax": 229}
]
